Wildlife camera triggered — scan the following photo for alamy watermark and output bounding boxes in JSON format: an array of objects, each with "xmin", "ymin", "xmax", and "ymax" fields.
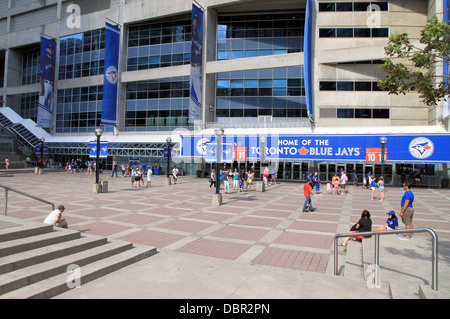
[
  {"xmin": 366, "ymin": 264, "xmax": 381, "ymax": 289},
  {"xmin": 66, "ymin": 264, "xmax": 81, "ymax": 289},
  {"xmin": 66, "ymin": 3, "xmax": 81, "ymax": 29}
]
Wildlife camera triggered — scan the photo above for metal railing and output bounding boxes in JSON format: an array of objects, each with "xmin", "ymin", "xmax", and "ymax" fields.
[
  {"xmin": 0, "ymin": 183, "xmax": 55, "ymax": 216},
  {"xmin": 334, "ymin": 228, "xmax": 438, "ymax": 291}
]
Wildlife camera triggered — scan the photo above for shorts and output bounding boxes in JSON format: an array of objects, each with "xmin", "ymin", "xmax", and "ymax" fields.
[
  {"xmin": 173, "ymin": 174, "xmax": 178, "ymax": 179},
  {"xmin": 402, "ymin": 207, "xmax": 414, "ymax": 226},
  {"xmin": 341, "ymin": 184, "xmax": 346, "ymax": 189},
  {"xmin": 134, "ymin": 176, "xmax": 140, "ymax": 182},
  {"xmin": 224, "ymin": 180, "xmax": 230, "ymax": 187}
]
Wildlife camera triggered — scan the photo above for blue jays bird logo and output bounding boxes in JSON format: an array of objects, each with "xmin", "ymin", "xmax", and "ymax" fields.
[
  {"xmin": 105, "ymin": 66, "xmax": 118, "ymax": 85},
  {"xmin": 409, "ymin": 137, "xmax": 434, "ymax": 159}
]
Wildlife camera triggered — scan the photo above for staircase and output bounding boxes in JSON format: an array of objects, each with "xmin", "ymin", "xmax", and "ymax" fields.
[
  {"xmin": 340, "ymin": 237, "xmax": 447, "ymax": 299},
  {"xmin": 0, "ymin": 215, "xmax": 157, "ymax": 299}
]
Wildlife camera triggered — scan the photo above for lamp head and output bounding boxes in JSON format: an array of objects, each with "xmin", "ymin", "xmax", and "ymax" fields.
[
  {"xmin": 379, "ymin": 136, "xmax": 388, "ymax": 145},
  {"xmin": 94, "ymin": 128, "xmax": 103, "ymax": 137}
]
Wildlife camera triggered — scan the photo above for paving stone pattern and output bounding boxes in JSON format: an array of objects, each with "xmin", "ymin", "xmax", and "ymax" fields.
[{"xmin": 1, "ymin": 172, "xmax": 450, "ymax": 275}]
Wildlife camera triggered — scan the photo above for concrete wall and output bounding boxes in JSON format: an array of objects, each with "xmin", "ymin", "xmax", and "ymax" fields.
[{"xmin": 0, "ymin": 0, "xmax": 445, "ymax": 132}]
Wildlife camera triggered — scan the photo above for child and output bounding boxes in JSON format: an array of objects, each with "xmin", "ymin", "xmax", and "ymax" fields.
[
  {"xmin": 239, "ymin": 177, "xmax": 245, "ymax": 193},
  {"xmin": 374, "ymin": 210, "xmax": 398, "ymax": 231},
  {"xmin": 371, "ymin": 176, "xmax": 377, "ymax": 200},
  {"xmin": 334, "ymin": 178, "xmax": 341, "ymax": 195},
  {"xmin": 327, "ymin": 180, "xmax": 332, "ymax": 194}
]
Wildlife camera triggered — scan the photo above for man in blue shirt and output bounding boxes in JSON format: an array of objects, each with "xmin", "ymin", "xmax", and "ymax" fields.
[{"xmin": 399, "ymin": 183, "xmax": 414, "ymax": 240}]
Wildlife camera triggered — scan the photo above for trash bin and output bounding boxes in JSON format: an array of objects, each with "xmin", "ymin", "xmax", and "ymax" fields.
[{"xmin": 101, "ymin": 180, "xmax": 108, "ymax": 193}]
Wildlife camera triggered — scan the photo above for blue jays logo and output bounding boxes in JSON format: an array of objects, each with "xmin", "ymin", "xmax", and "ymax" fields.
[
  {"xmin": 208, "ymin": 147, "xmax": 216, "ymax": 156},
  {"xmin": 105, "ymin": 66, "xmax": 118, "ymax": 85},
  {"xmin": 196, "ymin": 138, "xmax": 210, "ymax": 156},
  {"xmin": 409, "ymin": 137, "xmax": 434, "ymax": 159}
]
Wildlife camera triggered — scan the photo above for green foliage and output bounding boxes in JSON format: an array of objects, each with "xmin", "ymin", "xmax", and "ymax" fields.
[{"xmin": 379, "ymin": 17, "xmax": 450, "ymax": 106}]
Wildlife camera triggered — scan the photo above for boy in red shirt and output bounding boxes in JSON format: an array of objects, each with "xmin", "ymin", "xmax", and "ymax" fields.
[{"xmin": 302, "ymin": 181, "xmax": 316, "ymax": 212}]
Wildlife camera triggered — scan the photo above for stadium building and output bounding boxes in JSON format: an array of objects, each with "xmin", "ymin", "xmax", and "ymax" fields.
[{"xmin": 0, "ymin": 0, "xmax": 449, "ymax": 186}]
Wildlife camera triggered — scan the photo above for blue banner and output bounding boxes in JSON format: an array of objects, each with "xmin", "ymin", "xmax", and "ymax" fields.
[
  {"xmin": 205, "ymin": 143, "xmax": 234, "ymax": 163},
  {"xmin": 37, "ymin": 37, "xmax": 56, "ymax": 128},
  {"xmin": 304, "ymin": 0, "xmax": 313, "ymax": 121},
  {"xmin": 101, "ymin": 22, "xmax": 120, "ymax": 127},
  {"xmin": 189, "ymin": 4, "xmax": 204, "ymax": 123},
  {"xmin": 182, "ymin": 134, "xmax": 450, "ymax": 163},
  {"xmin": 89, "ymin": 141, "xmax": 108, "ymax": 159}
]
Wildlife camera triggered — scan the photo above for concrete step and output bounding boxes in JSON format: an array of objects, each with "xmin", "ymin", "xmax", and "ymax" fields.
[
  {"xmin": 0, "ymin": 228, "xmax": 81, "ymax": 257},
  {"xmin": 0, "ymin": 223, "xmax": 53, "ymax": 242},
  {"xmin": 0, "ymin": 216, "xmax": 157, "ymax": 299},
  {"xmin": 343, "ymin": 240, "xmax": 364, "ymax": 281},
  {"xmin": 0, "ymin": 235, "xmax": 107, "ymax": 275},
  {"xmin": 1, "ymin": 244, "xmax": 156, "ymax": 299},
  {"xmin": 0, "ymin": 239, "xmax": 134, "ymax": 295}
]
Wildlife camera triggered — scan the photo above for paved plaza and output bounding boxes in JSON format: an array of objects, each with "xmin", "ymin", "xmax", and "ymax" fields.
[{"xmin": 1, "ymin": 169, "xmax": 450, "ymax": 298}]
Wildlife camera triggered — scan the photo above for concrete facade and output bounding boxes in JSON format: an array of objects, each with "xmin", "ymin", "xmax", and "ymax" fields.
[{"xmin": 0, "ymin": 0, "xmax": 447, "ymax": 130}]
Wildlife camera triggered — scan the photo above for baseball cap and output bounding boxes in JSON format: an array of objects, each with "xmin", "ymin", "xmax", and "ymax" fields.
[{"xmin": 386, "ymin": 210, "xmax": 395, "ymax": 215}]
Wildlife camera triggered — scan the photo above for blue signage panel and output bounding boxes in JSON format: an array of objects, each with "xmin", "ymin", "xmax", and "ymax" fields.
[
  {"xmin": 89, "ymin": 141, "xmax": 108, "ymax": 159},
  {"xmin": 205, "ymin": 143, "xmax": 234, "ymax": 163},
  {"xmin": 163, "ymin": 147, "xmax": 173, "ymax": 159},
  {"xmin": 35, "ymin": 144, "xmax": 48, "ymax": 155},
  {"xmin": 182, "ymin": 134, "xmax": 450, "ymax": 163}
]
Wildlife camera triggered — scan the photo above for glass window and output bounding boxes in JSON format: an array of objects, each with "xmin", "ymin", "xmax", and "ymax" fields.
[
  {"xmin": 319, "ymin": 28, "xmax": 336, "ymax": 38},
  {"xmin": 353, "ymin": 2, "xmax": 371, "ymax": 11},
  {"xmin": 337, "ymin": 109, "xmax": 354, "ymax": 118},
  {"xmin": 372, "ymin": 28, "xmax": 389, "ymax": 37},
  {"xmin": 355, "ymin": 81, "xmax": 372, "ymax": 91},
  {"xmin": 319, "ymin": 81, "xmax": 337, "ymax": 91},
  {"xmin": 337, "ymin": 81, "xmax": 354, "ymax": 91},
  {"xmin": 371, "ymin": 2, "xmax": 388, "ymax": 11},
  {"xmin": 354, "ymin": 28, "xmax": 371, "ymax": 37},
  {"xmin": 337, "ymin": 28, "xmax": 354, "ymax": 38},
  {"xmin": 216, "ymin": 12, "xmax": 305, "ymax": 60},
  {"xmin": 355, "ymin": 109, "xmax": 372, "ymax": 118},
  {"xmin": 319, "ymin": 3, "xmax": 335, "ymax": 11},
  {"xmin": 373, "ymin": 108, "xmax": 389, "ymax": 118},
  {"xmin": 336, "ymin": 2, "xmax": 353, "ymax": 11}
]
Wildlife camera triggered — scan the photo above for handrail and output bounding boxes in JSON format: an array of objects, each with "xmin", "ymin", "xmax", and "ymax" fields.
[
  {"xmin": 334, "ymin": 227, "xmax": 438, "ymax": 291},
  {"xmin": 0, "ymin": 183, "xmax": 55, "ymax": 216}
]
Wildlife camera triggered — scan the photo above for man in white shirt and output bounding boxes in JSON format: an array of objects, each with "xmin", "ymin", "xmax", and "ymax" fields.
[
  {"xmin": 43, "ymin": 205, "xmax": 68, "ymax": 228},
  {"xmin": 172, "ymin": 166, "xmax": 179, "ymax": 184}
]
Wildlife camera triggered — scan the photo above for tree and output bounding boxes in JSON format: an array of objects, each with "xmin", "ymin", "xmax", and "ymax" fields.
[{"xmin": 378, "ymin": 17, "xmax": 450, "ymax": 106}]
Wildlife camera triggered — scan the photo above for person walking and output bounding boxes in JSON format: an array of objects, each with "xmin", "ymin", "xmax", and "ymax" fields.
[
  {"xmin": 111, "ymin": 160, "xmax": 118, "ymax": 178},
  {"xmin": 399, "ymin": 183, "xmax": 415, "ymax": 240},
  {"xmin": 377, "ymin": 176, "xmax": 385, "ymax": 201},
  {"xmin": 302, "ymin": 180, "xmax": 315, "ymax": 212},
  {"xmin": 172, "ymin": 166, "xmax": 179, "ymax": 184}
]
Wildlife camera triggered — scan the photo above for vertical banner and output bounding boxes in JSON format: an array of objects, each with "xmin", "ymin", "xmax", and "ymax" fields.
[
  {"xmin": 304, "ymin": 0, "xmax": 313, "ymax": 122},
  {"xmin": 443, "ymin": 0, "xmax": 450, "ymax": 119},
  {"xmin": 37, "ymin": 37, "xmax": 56, "ymax": 128},
  {"xmin": 101, "ymin": 22, "xmax": 120, "ymax": 127},
  {"xmin": 89, "ymin": 141, "xmax": 108, "ymax": 159},
  {"xmin": 189, "ymin": 4, "xmax": 204, "ymax": 123}
]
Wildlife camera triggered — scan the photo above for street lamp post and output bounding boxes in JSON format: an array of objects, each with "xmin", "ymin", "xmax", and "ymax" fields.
[
  {"xmin": 165, "ymin": 137, "xmax": 172, "ymax": 185},
  {"xmin": 94, "ymin": 128, "xmax": 103, "ymax": 189},
  {"xmin": 379, "ymin": 136, "xmax": 388, "ymax": 179},
  {"xmin": 213, "ymin": 127, "xmax": 224, "ymax": 205}
]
